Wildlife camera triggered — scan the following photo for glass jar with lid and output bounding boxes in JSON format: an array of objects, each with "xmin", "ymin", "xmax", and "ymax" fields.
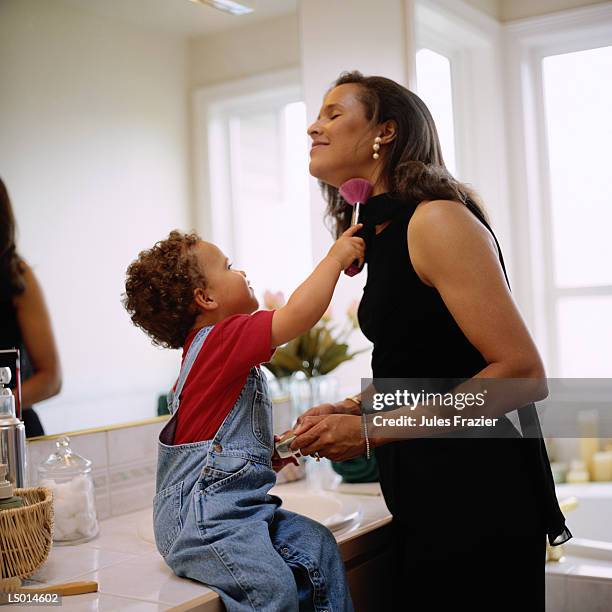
[{"xmin": 37, "ymin": 436, "xmax": 99, "ymax": 544}]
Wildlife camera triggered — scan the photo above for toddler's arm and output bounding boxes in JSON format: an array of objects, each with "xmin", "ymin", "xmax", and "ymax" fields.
[{"xmin": 271, "ymin": 225, "xmax": 365, "ymax": 347}]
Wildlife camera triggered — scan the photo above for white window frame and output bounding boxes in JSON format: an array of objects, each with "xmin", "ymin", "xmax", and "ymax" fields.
[
  {"xmin": 192, "ymin": 68, "xmax": 303, "ymax": 254},
  {"xmin": 504, "ymin": 3, "xmax": 612, "ymax": 375},
  {"xmin": 414, "ymin": 0, "xmax": 513, "ymax": 281}
]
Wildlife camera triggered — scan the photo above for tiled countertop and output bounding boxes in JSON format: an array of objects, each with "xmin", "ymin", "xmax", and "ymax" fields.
[{"xmin": 7, "ymin": 480, "xmax": 392, "ymax": 611}]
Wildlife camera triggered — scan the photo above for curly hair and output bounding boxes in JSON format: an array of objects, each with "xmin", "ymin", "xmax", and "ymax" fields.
[
  {"xmin": 319, "ymin": 71, "xmax": 487, "ymax": 238},
  {"xmin": 122, "ymin": 231, "xmax": 207, "ymax": 349},
  {"xmin": 0, "ymin": 177, "xmax": 26, "ymax": 300}
]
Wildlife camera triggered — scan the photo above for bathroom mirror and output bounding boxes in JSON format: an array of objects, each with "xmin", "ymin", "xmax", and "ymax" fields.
[{"xmin": 0, "ymin": 0, "xmax": 302, "ymax": 437}]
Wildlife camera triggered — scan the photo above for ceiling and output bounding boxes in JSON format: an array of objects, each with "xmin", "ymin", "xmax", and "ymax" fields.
[{"xmin": 59, "ymin": 0, "xmax": 298, "ymax": 38}]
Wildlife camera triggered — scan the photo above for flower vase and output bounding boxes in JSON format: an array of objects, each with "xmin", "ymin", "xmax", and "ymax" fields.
[{"xmin": 289, "ymin": 371, "xmax": 340, "ymax": 420}]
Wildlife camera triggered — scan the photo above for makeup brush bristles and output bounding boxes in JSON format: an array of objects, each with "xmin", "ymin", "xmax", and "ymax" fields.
[{"xmin": 339, "ymin": 178, "xmax": 373, "ymax": 205}]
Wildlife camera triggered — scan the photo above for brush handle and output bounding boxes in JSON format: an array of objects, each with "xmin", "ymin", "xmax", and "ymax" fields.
[
  {"xmin": 344, "ymin": 208, "xmax": 365, "ymax": 276},
  {"xmin": 20, "ymin": 581, "xmax": 98, "ymax": 596},
  {"xmin": 344, "ymin": 262, "xmax": 363, "ymax": 277}
]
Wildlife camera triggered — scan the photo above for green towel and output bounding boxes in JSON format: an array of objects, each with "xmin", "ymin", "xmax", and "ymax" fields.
[
  {"xmin": 331, "ymin": 455, "xmax": 379, "ymax": 483},
  {"xmin": 157, "ymin": 394, "xmax": 170, "ymax": 416}
]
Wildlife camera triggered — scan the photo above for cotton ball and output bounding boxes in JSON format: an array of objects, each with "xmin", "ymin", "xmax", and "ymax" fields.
[
  {"xmin": 68, "ymin": 486, "xmax": 89, "ymax": 514},
  {"xmin": 53, "ymin": 481, "xmax": 72, "ymax": 500},
  {"xmin": 76, "ymin": 511, "xmax": 97, "ymax": 537},
  {"xmin": 54, "ymin": 515, "xmax": 77, "ymax": 540},
  {"xmin": 71, "ymin": 475, "xmax": 90, "ymax": 494},
  {"xmin": 53, "ymin": 496, "xmax": 71, "ymax": 519}
]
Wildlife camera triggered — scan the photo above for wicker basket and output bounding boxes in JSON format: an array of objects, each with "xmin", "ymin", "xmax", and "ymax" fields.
[{"xmin": 0, "ymin": 487, "xmax": 54, "ymax": 580}]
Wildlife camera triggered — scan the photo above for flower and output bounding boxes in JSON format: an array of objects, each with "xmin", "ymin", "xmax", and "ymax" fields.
[
  {"xmin": 321, "ymin": 307, "xmax": 333, "ymax": 323},
  {"xmin": 346, "ymin": 299, "xmax": 359, "ymax": 329},
  {"xmin": 263, "ymin": 292, "xmax": 366, "ymax": 379},
  {"xmin": 263, "ymin": 290, "xmax": 286, "ymax": 310}
]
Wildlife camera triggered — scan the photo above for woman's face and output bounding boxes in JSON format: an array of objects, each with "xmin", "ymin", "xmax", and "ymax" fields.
[{"xmin": 307, "ymin": 83, "xmax": 380, "ymax": 188}]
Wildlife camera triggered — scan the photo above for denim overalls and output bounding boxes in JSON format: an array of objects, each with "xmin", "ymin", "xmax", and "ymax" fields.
[{"xmin": 154, "ymin": 326, "xmax": 354, "ymax": 612}]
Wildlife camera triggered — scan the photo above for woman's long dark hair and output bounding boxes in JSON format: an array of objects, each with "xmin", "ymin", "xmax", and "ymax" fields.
[
  {"xmin": 321, "ymin": 71, "xmax": 487, "ymax": 237},
  {"xmin": 0, "ymin": 177, "xmax": 26, "ymax": 298}
]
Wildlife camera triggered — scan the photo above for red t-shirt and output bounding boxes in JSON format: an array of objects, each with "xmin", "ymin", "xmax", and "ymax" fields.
[{"xmin": 173, "ymin": 310, "xmax": 275, "ymax": 444}]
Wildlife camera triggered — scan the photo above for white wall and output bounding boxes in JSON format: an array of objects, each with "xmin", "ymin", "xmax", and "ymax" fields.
[
  {"xmin": 188, "ymin": 13, "xmax": 300, "ymax": 89},
  {"xmin": 188, "ymin": 13, "xmax": 302, "ymax": 246},
  {"xmin": 0, "ymin": 0, "xmax": 190, "ymax": 434}
]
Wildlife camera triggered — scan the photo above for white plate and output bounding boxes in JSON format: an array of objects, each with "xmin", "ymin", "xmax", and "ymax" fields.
[
  {"xmin": 274, "ymin": 491, "xmax": 362, "ymax": 532},
  {"xmin": 137, "ymin": 491, "xmax": 362, "ymax": 544}
]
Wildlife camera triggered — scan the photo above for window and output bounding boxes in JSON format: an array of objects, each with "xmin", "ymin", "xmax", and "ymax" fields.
[
  {"xmin": 541, "ymin": 45, "xmax": 612, "ymax": 376},
  {"xmin": 505, "ymin": 4, "xmax": 612, "ymax": 377},
  {"xmin": 416, "ymin": 48, "xmax": 457, "ymax": 175},
  {"xmin": 201, "ymin": 77, "xmax": 312, "ymax": 304}
]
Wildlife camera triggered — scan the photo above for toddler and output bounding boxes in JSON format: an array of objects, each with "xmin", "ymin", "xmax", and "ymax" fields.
[{"xmin": 123, "ymin": 227, "xmax": 364, "ymax": 612}]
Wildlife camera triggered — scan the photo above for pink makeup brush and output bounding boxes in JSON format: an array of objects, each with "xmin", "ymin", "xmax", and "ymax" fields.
[{"xmin": 339, "ymin": 178, "xmax": 373, "ymax": 276}]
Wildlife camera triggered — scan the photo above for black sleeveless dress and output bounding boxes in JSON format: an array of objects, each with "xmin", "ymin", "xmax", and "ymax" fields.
[
  {"xmin": 357, "ymin": 192, "xmax": 569, "ymax": 611},
  {"xmin": 0, "ymin": 293, "xmax": 45, "ymax": 438}
]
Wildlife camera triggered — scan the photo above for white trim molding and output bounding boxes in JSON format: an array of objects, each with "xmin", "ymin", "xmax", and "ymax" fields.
[
  {"xmin": 415, "ymin": 0, "xmax": 513, "ymax": 283},
  {"xmin": 503, "ymin": 2, "xmax": 612, "ymax": 374},
  {"xmin": 192, "ymin": 67, "xmax": 302, "ymax": 248}
]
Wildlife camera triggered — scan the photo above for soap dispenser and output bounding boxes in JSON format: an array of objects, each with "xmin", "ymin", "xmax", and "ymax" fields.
[
  {"xmin": 0, "ymin": 366, "xmax": 27, "ymax": 488},
  {"xmin": 0, "ymin": 463, "xmax": 23, "ymax": 509},
  {"xmin": 37, "ymin": 436, "xmax": 99, "ymax": 544}
]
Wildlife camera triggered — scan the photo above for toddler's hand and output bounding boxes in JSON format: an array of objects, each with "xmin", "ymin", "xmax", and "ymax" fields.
[
  {"xmin": 327, "ymin": 224, "xmax": 365, "ymax": 270},
  {"xmin": 272, "ymin": 434, "xmax": 300, "ymax": 472}
]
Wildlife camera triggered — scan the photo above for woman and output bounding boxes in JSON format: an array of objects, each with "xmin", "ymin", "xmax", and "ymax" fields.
[
  {"xmin": 0, "ymin": 177, "xmax": 61, "ymax": 437},
  {"xmin": 291, "ymin": 72, "xmax": 570, "ymax": 610}
]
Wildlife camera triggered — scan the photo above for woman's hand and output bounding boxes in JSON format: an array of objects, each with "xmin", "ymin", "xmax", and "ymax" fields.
[
  {"xmin": 290, "ymin": 414, "xmax": 366, "ymax": 462},
  {"xmin": 294, "ymin": 402, "xmax": 340, "ymax": 427},
  {"xmin": 294, "ymin": 398, "xmax": 361, "ymax": 428}
]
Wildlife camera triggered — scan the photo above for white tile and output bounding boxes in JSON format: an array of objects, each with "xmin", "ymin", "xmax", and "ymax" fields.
[
  {"xmin": 545, "ymin": 574, "xmax": 567, "ymax": 612},
  {"xmin": 66, "ymin": 432, "xmax": 109, "ymax": 468},
  {"xmin": 26, "ymin": 439, "xmax": 111, "ymax": 527},
  {"xmin": 569, "ymin": 562, "xmax": 612, "ymax": 581},
  {"xmin": 77, "ymin": 554, "xmax": 213, "ymax": 606},
  {"xmin": 558, "ymin": 554, "xmax": 612, "ymax": 578},
  {"xmin": 147, "ymin": 419, "xmax": 167, "ymax": 439},
  {"xmin": 546, "ymin": 557, "xmax": 575, "ymax": 576},
  {"xmin": 27, "ymin": 593, "xmax": 171, "ymax": 611},
  {"xmin": 96, "ymin": 492, "xmax": 112, "ymax": 521},
  {"xmin": 26, "ymin": 438, "xmax": 59, "ymax": 484},
  {"xmin": 108, "ymin": 460, "xmax": 156, "ymax": 517},
  {"xmin": 107, "ymin": 424, "xmax": 161, "ymax": 467},
  {"xmin": 25, "ymin": 443, "xmax": 37, "ymax": 487},
  {"xmin": 30, "ymin": 544, "xmax": 137, "ymax": 584},
  {"xmin": 27, "ymin": 432, "xmax": 109, "ymax": 487},
  {"xmin": 87, "ymin": 509, "xmax": 158, "ymax": 556},
  {"xmin": 566, "ymin": 576, "xmax": 612, "ymax": 612},
  {"xmin": 6, "ymin": 593, "xmax": 171, "ymax": 611}
]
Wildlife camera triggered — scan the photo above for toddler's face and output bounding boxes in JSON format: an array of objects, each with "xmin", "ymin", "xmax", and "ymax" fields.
[{"xmin": 195, "ymin": 241, "xmax": 259, "ymax": 316}]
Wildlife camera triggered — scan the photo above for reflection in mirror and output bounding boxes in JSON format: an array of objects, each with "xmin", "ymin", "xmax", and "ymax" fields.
[{"xmin": 0, "ymin": 0, "xmax": 300, "ymax": 436}]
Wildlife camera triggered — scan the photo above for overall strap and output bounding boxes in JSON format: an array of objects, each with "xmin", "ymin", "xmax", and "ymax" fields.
[{"xmin": 170, "ymin": 326, "xmax": 214, "ymax": 414}]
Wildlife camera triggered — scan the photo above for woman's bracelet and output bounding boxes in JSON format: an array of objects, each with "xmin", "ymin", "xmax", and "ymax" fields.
[
  {"xmin": 361, "ymin": 410, "xmax": 371, "ymax": 460},
  {"xmin": 344, "ymin": 395, "xmax": 370, "ymax": 458}
]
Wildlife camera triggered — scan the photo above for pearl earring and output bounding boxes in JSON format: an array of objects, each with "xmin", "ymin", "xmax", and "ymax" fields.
[{"xmin": 372, "ymin": 136, "xmax": 382, "ymax": 160}]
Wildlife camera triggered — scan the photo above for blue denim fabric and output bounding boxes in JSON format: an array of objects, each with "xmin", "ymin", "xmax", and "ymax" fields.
[{"xmin": 154, "ymin": 326, "xmax": 354, "ymax": 612}]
